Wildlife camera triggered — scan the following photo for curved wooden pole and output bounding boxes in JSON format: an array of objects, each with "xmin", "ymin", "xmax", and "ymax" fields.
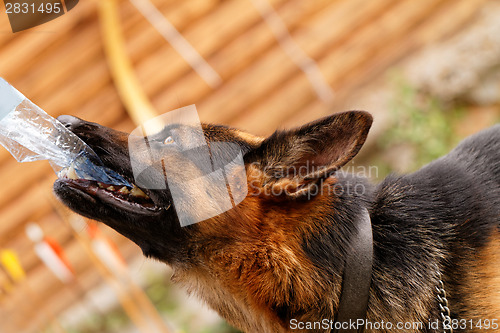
[{"xmin": 98, "ymin": 0, "xmax": 159, "ymax": 129}]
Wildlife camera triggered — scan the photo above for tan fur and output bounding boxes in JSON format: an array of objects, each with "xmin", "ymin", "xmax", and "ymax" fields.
[
  {"xmin": 461, "ymin": 230, "xmax": 500, "ymax": 332},
  {"xmin": 232, "ymin": 130, "xmax": 265, "ymax": 146},
  {"xmin": 173, "ymin": 165, "xmax": 343, "ymax": 332}
]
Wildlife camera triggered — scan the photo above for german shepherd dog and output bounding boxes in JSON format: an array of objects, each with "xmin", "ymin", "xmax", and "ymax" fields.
[{"xmin": 54, "ymin": 111, "xmax": 500, "ymax": 333}]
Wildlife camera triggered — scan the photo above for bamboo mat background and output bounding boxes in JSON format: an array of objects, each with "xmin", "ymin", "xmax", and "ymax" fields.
[{"xmin": 0, "ymin": 0, "xmax": 491, "ymax": 332}]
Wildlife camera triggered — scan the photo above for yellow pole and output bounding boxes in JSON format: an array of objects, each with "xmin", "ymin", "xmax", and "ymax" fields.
[{"xmin": 98, "ymin": 0, "xmax": 162, "ymax": 132}]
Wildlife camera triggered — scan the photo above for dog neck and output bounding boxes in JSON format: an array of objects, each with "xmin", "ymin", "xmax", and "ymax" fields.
[{"xmin": 169, "ymin": 174, "xmax": 375, "ymax": 332}]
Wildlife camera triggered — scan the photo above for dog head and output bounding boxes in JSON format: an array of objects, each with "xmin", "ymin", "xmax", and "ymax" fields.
[{"xmin": 54, "ymin": 110, "xmax": 372, "ymax": 331}]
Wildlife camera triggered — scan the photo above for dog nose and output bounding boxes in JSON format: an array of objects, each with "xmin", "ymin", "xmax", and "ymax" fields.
[{"xmin": 57, "ymin": 115, "xmax": 82, "ymax": 130}]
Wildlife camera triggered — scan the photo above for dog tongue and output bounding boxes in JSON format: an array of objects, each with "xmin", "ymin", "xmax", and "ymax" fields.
[{"xmin": 0, "ymin": 77, "xmax": 131, "ymax": 187}]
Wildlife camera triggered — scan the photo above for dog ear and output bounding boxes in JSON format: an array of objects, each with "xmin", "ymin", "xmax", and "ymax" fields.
[{"xmin": 252, "ymin": 111, "xmax": 372, "ymax": 198}]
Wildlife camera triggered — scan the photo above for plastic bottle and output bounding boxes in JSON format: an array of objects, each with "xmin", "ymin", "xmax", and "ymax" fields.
[{"xmin": 0, "ymin": 78, "xmax": 131, "ymax": 187}]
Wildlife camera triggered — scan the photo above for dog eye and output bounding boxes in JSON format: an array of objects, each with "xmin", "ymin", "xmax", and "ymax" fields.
[{"xmin": 163, "ymin": 136, "xmax": 176, "ymax": 145}]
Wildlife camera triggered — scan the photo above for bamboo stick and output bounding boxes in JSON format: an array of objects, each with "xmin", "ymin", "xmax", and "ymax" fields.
[
  {"xmin": 0, "ymin": 0, "xmax": 96, "ymax": 80},
  {"xmin": 154, "ymin": 0, "xmax": 335, "ymax": 116},
  {"xmin": 197, "ymin": 0, "xmax": 400, "ymax": 124}
]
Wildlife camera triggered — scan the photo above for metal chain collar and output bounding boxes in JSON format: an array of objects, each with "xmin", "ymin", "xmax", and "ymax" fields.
[{"xmin": 436, "ymin": 272, "xmax": 453, "ymax": 333}]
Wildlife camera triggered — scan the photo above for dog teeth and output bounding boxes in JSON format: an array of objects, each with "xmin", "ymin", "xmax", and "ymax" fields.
[
  {"xmin": 131, "ymin": 185, "xmax": 148, "ymax": 198},
  {"xmin": 119, "ymin": 186, "xmax": 130, "ymax": 194},
  {"xmin": 97, "ymin": 183, "xmax": 135, "ymax": 195},
  {"xmin": 67, "ymin": 166, "xmax": 78, "ymax": 180},
  {"xmin": 96, "ymin": 182, "xmax": 147, "ymax": 198}
]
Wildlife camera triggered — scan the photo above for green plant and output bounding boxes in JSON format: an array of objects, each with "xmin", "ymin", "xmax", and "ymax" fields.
[{"xmin": 376, "ymin": 77, "xmax": 465, "ymax": 176}]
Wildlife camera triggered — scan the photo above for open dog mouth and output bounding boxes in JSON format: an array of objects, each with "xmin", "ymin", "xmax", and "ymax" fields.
[{"xmin": 57, "ymin": 164, "xmax": 160, "ymax": 213}]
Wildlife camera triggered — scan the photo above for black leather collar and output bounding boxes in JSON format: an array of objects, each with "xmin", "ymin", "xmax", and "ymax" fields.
[{"xmin": 335, "ymin": 208, "xmax": 373, "ymax": 332}]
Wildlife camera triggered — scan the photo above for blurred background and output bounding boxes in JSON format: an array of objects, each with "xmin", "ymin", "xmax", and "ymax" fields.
[{"xmin": 0, "ymin": 0, "xmax": 499, "ymax": 332}]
